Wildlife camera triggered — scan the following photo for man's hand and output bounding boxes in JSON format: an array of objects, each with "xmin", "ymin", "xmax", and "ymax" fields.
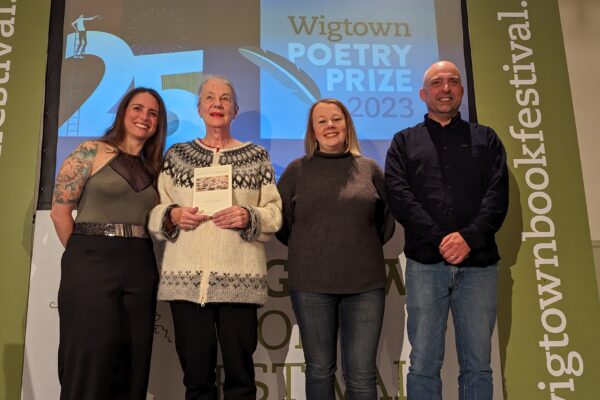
[{"xmin": 439, "ymin": 232, "xmax": 470, "ymax": 264}]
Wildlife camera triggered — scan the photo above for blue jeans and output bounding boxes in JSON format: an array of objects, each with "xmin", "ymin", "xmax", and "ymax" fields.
[
  {"xmin": 290, "ymin": 288, "xmax": 385, "ymax": 400},
  {"xmin": 405, "ymin": 259, "xmax": 497, "ymax": 400}
]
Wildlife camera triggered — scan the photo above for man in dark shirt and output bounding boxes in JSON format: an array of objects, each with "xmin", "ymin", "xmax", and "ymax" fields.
[{"xmin": 385, "ymin": 60, "xmax": 508, "ymax": 399}]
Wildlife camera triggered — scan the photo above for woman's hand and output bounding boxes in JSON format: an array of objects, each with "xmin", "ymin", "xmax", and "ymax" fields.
[
  {"xmin": 50, "ymin": 204, "xmax": 76, "ymax": 247},
  {"xmin": 170, "ymin": 206, "xmax": 210, "ymax": 231},
  {"xmin": 212, "ymin": 206, "xmax": 250, "ymax": 229}
]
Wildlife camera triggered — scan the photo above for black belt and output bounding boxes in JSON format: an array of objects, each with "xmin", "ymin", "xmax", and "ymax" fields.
[{"xmin": 73, "ymin": 223, "xmax": 149, "ymax": 238}]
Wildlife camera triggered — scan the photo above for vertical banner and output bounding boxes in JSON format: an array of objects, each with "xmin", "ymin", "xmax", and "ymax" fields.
[
  {"xmin": 467, "ymin": 0, "xmax": 600, "ymax": 398},
  {"xmin": 0, "ymin": 0, "xmax": 51, "ymax": 398}
]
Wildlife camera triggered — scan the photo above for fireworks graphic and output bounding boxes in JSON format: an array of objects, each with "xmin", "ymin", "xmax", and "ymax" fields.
[{"xmin": 125, "ymin": 7, "xmax": 188, "ymax": 54}]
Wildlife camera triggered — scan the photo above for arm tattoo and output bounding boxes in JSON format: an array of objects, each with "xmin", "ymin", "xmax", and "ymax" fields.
[{"xmin": 53, "ymin": 141, "xmax": 98, "ymax": 205}]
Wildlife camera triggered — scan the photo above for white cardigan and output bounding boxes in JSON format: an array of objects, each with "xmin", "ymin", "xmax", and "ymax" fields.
[{"xmin": 148, "ymin": 140, "xmax": 282, "ymax": 305}]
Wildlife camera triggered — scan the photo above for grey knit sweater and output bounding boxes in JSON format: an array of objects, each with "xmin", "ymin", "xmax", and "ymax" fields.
[{"xmin": 276, "ymin": 151, "xmax": 395, "ymax": 294}]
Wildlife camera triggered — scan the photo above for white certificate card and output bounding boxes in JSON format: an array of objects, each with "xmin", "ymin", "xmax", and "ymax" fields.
[{"xmin": 192, "ymin": 164, "xmax": 232, "ymax": 216}]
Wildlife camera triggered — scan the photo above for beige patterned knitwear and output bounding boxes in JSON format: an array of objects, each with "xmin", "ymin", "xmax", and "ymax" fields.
[{"xmin": 148, "ymin": 139, "xmax": 282, "ymax": 306}]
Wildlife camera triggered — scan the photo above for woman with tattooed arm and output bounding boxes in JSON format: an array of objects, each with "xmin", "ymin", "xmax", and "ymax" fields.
[{"xmin": 50, "ymin": 87, "xmax": 167, "ymax": 400}]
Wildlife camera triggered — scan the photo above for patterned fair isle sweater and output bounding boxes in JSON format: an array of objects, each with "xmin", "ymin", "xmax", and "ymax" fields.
[{"xmin": 148, "ymin": 139, "xmax": 282, "ymax": 306}]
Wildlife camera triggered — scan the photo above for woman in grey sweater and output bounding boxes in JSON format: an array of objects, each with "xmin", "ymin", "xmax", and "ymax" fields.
[{"xmin": 276, "ymin": 98, "xmax": 395, "ymax": 400}]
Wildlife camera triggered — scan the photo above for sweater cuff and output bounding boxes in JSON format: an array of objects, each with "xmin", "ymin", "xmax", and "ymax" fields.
[
  {"xmin": 459, "ymin": 225, "xmax": 484, "ymax": 251},
  {"xmin": 162, "ymin": 204, "xmax": 180, "ymax": 241},
  {"xmin": 238, "ymin": 206, "xmax": 260, "ymax": 242}
]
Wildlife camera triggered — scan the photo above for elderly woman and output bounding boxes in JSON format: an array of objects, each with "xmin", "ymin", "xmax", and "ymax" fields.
[
  {"xmin": 148, "ymin": 75, "xmax": 282, "ymax": 399},
  {"xmin": 276, "ymin": 98, "xmax": 395, "ymax": 399},
  {"xmin": 51, "ymin": 87, "xmax": 167, "ymax": 399}
]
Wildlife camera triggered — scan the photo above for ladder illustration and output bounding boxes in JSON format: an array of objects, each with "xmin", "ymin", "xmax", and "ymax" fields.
[{"xmin": 65, "ymin": 34, "xmax": 82, "ymax": 136}]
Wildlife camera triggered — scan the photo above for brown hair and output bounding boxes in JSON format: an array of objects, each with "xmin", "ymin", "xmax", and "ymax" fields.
[
  {"xmin": 304, "ymin": 98, "xmax": 362, "ymax": 157},
  {"xmin": 100, "ymin": 87, "xmax": 167, "ymax": 179}
]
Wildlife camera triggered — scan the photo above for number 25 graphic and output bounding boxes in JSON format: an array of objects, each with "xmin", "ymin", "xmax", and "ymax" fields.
[{"xmin": 59, "ymin": 31, "xmax": 205, "ymax": 142}]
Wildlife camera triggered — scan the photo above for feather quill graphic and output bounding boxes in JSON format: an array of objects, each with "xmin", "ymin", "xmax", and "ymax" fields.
[{"xmin": 239, "ymin": 46, "xmax": 321, "ymax": 104}]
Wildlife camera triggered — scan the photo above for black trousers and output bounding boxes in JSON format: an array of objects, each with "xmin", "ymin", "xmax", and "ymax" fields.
[
  {"xmin": 58, "ymin": 235, "xmax": 158, "ymax": 400},
  {"xmin": 169, "ymin": 301, "xmax": 258, "ymax": 400}
]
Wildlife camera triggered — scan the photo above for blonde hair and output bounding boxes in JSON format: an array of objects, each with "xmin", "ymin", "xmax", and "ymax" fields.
[{"xmin": 304, "ymin": 98, "xmax": 362, "ymax": 157}]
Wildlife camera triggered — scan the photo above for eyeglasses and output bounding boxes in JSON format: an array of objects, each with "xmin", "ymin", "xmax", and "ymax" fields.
[{"xmin": 315, "ymin": 115, "xmax": 345, "ymax": 126}]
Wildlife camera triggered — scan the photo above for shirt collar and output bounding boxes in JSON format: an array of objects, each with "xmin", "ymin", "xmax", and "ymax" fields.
[{"xmin": 424, "ymin": 112, "xmax": 463, "ymax": 130}]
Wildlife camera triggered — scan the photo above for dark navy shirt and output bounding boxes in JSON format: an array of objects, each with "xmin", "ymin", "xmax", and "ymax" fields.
[{"xmin": 385, "ymin": 113, "xmax": 509, "ymax": 267}]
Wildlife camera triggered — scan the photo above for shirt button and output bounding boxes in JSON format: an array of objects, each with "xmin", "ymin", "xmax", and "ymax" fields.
[
  {"xmin": 447, "ymin": 185, "xmax": 452, "ymax": 189},
  {"xmin": 445, "ymin": 165, "xmax": 450, "ymax": 169},
  {"xmin": 443, "ymin": 146, "xmax": 448, "ymax": 150}
]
